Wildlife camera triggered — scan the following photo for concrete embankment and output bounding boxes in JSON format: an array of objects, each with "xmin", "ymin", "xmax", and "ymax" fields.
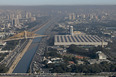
[{"xmin": 7, "ymin": 39, "xmax": 33, "ymax": 74}]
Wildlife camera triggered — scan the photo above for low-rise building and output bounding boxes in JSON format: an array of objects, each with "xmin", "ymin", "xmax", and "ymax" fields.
[
  {"xmin": 77, "ymin": 60, "xmax": 84, "ymax": 65},
  {"xmin": 0, "ymin": 41, "xmax": 6, "ymax": 46},
  {"xmin": 96, "ymin": 51, "xmax": 107, "ymax": 60},
  {"xmin": 44, "ymin": 58, "xmax": 63, "ymax": 64},
  {"xmin": 88, "ymin": 59, "xmax": 110, "ymax": 64}
]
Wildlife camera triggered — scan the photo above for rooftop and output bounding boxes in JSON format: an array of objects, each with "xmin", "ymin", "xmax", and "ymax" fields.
[{"xmin": 54, "ymin": 35, "xmax": 108, "ymax": 46}]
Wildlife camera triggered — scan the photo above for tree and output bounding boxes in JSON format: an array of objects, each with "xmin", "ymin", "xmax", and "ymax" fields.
[
  {"xmin": 0, "ymin": 65, "xmax": 8, "ymax": 73},
  {"xmin": 72, "ymin": 57, "xmax": 77, "ymax": 64}
]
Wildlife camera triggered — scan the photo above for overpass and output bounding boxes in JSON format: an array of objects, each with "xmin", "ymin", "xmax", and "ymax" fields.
[{"xmin": 12, "ymin": 17, "xmax": 57, "ymax": 73}]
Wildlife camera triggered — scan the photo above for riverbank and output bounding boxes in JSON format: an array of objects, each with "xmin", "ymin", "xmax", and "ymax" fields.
[{"xmin": 7, "ymin": 39, "xmax": 33, "ymax": 73}]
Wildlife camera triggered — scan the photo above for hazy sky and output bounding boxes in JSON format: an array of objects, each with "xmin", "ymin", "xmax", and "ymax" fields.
[{"xmin": 0, "ymin": 0, "xmax": 116, "ymax": 5}]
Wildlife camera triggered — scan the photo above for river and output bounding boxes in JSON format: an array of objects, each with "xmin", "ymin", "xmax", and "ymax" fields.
[{"xmin": 13, "ymin": 20, "xmax": 53, "ymax": 73}]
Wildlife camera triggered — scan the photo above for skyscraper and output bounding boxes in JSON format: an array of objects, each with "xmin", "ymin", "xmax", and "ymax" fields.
[
  {"xmin": 12, "ymin": 18, "xmax": 20, "ymax": 26},
  {"xmin": 72, "ymin": 13, "xmax": 76, "ymax": 20},
  {"xmin": 69, "ymin": 14, "xmax": 72, "ymax": 20}
]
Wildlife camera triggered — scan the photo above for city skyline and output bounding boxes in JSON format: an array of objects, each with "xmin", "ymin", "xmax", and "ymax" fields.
[
  {"xmin": 0, "ymin": 0, "xmax": 116, "ymax": 5},
  {"xmin": 0, "ymin": 4, "xmax": 116, "ymax": 75}
]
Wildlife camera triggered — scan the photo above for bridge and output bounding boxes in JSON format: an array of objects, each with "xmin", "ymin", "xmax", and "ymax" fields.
[
  {"xmin": 3, "ymin": 31, "xmax": 47, "ymax": 41},
  {"xmin": 1, "ymin": 31, "xmax": 47, "ymax": 73}
]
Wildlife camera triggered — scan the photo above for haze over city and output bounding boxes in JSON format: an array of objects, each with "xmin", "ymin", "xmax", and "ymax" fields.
[
  {"xmin": 0, "ymin": 0, "xmax": 116, "ymax": 77},
  {"xmin": 0, "ymin": 0, "xmax": 116, "ymax": 5}
]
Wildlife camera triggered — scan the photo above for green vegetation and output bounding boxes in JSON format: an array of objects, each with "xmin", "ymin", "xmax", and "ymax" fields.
[
  {"xmin": 63, "ymin": 56, "xmax": 77, "ymax": 64},
  {"xmin": 106, "ymin": 40, "xmax": 116, "ymax": 60},
  {"xmin": 44, "ymin": 51, "xmax": 62, "ymax": 58},
  {"xmin": 0, "ymin": 53, "xmax": 9, "ymax": 62},
  {"xmin": 2, "ymin": 40, "xmax": 19, "ymax": 50},
  {"xmin": 47, "ymin": 37, "xmax": 54, "ymax": 46},
  {"xmin": 46, "ymin": 61, "xmax": 116, "ymax": 73},
  {"xmin": 44, "ymin": 44, "xmax": 116, "ymax": 73},
  {"xmin": 108, "ymin": 40, "xmax": 116, "ymax": 52},
  {"xmin": 45, "ymin": 63, "xmax": 67, "ymax": 73},
  {"xmin": 67, "ymin": 44, "xmax": 103, "ymax": 59},
  {"xmin": 0, "ymin": 65, "xmax": 9, "ymax": 73}
]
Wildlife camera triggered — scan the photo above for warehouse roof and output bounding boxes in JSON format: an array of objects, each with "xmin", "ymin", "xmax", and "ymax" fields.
[
  {"xmin": 55, "ymin": 35, "xmax": 105, "ymax": 43},
  {"xmin": 54, "ymin": 35, "xmax": 108, "ymax": 46}
]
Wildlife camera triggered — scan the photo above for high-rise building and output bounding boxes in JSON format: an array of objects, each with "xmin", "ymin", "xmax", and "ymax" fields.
[
  {"xmin": 83, "ymin": 14, "xmax": 86, "ymax": 19},
  {"xmin": 28, "ymin": 12, "xmax": 32, "ymax": 18},
  {"xmin": 26, "ymin": 12, "xmax": 29, "ymax": 19},
  {"xmin": 69, "ymin": 13, "xmax": 76, "ymax": 20},
  {"xmin": 7, "ymin": 15, "xmax": 10, "ymax": 20},
  {"xmin": 12, "ymin": 18, "xmax": 20, "ymax": 26},
  {"xmin": 26, "ymin": 12, "xmax": 32, "ymax": 19},
  {"xmin": 17, "ymin": 14, "xmax": 22, "ymax": 19},
  {"xmin": 72, "ymin": 13, "xmax": 76, "ymax": 20},
  {"xmin": 7, "ymin": 23, "xmax": 11, "ymax": 28},
  {"xmin": 90, "ymin": 14, "xmax": 94, "ymax": 19},
  {"xmin": 70, "ymin": 26, "xmax": 74, "ymax": 35},
  {"xmin": 77, "ymin": 15, "xmax": 80, "ymax": 18},
  {"xmin": 31, "ymin": 17, "xmax": 36, "ymax": 22},
  {"xmin": 12, "ymin": 19, "xmax": 15, "ymax": 26},
  {"xmin": 10, "ymin": 14, "xmax": 15, "ymax": 19},
  {"xmin": 69, "ymin": 14, "xmax": 72, "ymax": 20}
]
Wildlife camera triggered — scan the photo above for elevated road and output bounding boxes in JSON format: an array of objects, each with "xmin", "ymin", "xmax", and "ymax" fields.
[
  {"xmin": 1, "ymin": 40, "xmax": 29, "ymax": 67},
  {"xmin": 4, "ymin": 35, "xmax": 47, "ymax": 42},
  {"xmin": 5, "ymin": 18, "xmax": 52, "ymax": 73},
  {"xmin": 7, "ymin": 39, "xmax": 33, "ymax": 73}
]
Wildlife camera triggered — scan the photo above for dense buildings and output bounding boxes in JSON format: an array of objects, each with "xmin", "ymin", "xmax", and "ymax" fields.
[
  {"xmin": 0, "ymin": 5, "xmax": 116, "ymax": 75},
  {"xmin": 12, "ymin": 18, "xmax": 20, "ymax": 26},
  {"xmin": 54, "ymin": 25, "xmax": 108, "ymax": 46}
]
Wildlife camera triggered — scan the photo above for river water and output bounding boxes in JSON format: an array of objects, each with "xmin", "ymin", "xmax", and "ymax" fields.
[{"xmin": 13, "ymin": 21, "xmax": 52, "ymax": 73}]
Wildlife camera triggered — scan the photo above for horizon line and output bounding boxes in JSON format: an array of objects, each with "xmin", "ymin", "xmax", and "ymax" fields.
[{"xmin": 0, "ymin": 4, "xmax": 116, "ymax": 6}]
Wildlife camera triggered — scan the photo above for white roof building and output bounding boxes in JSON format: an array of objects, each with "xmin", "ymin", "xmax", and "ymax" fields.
[
  {"xmin": 54, "ymin": 35, "xmax": 108, "ymax": 46},
  {"xmin": 96, "ymin": 51, "xmax": 107, "ymax": 60}
]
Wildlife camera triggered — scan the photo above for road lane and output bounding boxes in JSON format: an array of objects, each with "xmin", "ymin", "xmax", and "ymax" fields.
[{"xmin": 13, "ymin": 18, "xmax": 56, "ymax": 73}]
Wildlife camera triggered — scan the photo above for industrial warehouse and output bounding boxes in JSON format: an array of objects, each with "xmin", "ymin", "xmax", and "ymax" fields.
[
  {"xmin": 54, "ymin": 35, "xmax": 108, "ymax": 46},
  {"xmin": 54, "ymin": 26, "xmax": 108, "ymax": 46}
]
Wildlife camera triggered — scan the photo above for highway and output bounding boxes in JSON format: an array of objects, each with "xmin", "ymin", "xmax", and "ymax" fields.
[
  {"xmin": 12, "ymin": 17, "xmax": 58, "ymax": 73},
  {"xmin": 1, "ymin": 39, "xmax": 29, "ymax": 68},
  {"xmin": 7, "ymin": 39, "xmax": 33, "ymax": 73},
  {"xmin": 29, "ymin": 21, "xmax": 57, "ymax": 73}
]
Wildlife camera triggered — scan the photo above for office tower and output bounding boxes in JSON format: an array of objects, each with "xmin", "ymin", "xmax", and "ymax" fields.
[
  {"xmin": 69, "ymin": 14, "xmax": 72, "ymax": 20},
  {"xmin": 70, "ymin": 26, "xmax": 74, "ymax": 35},
  {"xmin": 26, "ymin": 12, "xmax": 29, "ymax": 18},
  {"xmin": 72, "ymin": 13, "xmax": 76, "ymax": 20},
  {"xmin": 28, "ymin": 12, "xmax": 32, "ymax": 18},
  {"xmin": 12, "ymin": 18, "xmax": 20, "ymax": 26},
  {"xmin": 17, "ymin": 14, "xmax": 22, "ymax": 19},
  {"xmin": 31, "ymin": 17, "xmax": 36, "ymax": 22},
  {"xmin": 26, "ymin": 12, "xmax": 32, "ymax": 18}
]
